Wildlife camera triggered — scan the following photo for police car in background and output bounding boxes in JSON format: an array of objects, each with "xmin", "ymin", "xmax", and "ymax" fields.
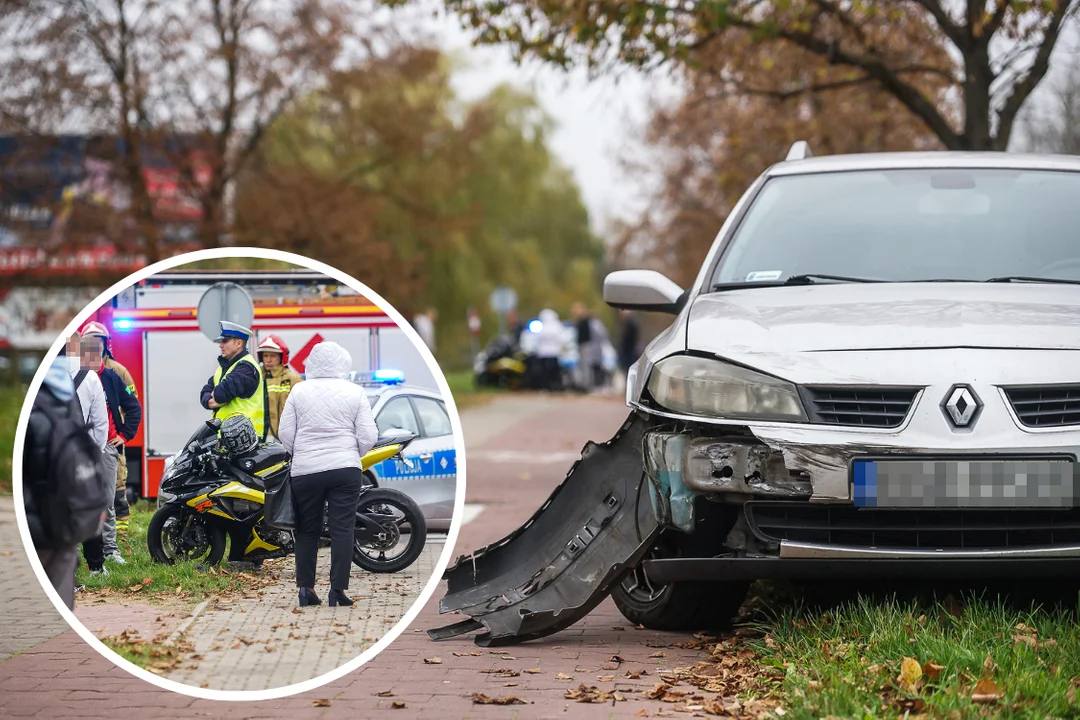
[{"xmin": 348, "ymin": 370, "xmax": 457, "ymax": 532}]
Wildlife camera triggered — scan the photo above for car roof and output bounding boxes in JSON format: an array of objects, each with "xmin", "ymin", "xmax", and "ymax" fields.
[
  {"xmin": 767, "ymin": 151, "xmax": 1080, "ymax": 178},
  {"xmin": 364, "ymin": 383, "xmax": 443, "ymax": 401}
]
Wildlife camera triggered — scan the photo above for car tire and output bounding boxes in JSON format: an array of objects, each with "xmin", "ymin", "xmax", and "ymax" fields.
[
  {"xmin": 611, "ymin": 577, "xmax": 748, "ymax": 631},
  {"xmin": 612, "ymin": 505, "xmax": 748, "ymax": 631}
]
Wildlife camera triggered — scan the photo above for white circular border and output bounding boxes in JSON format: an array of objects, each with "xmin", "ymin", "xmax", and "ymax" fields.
[{"xmin": 11, "ymin": 247, "xmax": 468, "ymax": 701}]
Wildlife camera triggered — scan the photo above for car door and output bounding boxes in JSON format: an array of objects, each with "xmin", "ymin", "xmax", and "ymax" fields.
[
  {"xmin": 409, "ymin": 395, "xmax": 457, "ymax": 531},
  {"xmin": 371, "ymin": 394, "xmax": 446, "ymax": 529}
]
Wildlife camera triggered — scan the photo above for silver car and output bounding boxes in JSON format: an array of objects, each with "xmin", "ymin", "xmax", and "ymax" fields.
[
  {"xmin": 602, "ymin": 146, "xmax": 1080, "ymax": 629},
  {"xmin": 350, "ymin": 373, "xmax": 457, "ymax": 532}
]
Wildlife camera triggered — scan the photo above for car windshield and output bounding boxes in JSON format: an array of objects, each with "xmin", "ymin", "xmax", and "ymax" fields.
[{"xmin": 710, "ymin": 168, "xmax": 1080, "ymax": 286}]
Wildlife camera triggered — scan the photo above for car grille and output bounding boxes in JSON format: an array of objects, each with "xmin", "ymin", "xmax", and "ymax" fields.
[
  {"xmin": 801, "ymin": 386, "xmax": 919, "ymax": 428},
  {"xmin": 746, "ymin": 501, "xmax": 1080, "ymax": 550},
  {"xmin": 1004, "ymin": 385, "xmax": 1080, "ymax": 428}
]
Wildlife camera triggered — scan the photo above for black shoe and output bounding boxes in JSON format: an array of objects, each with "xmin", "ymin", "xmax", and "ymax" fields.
[
  {"xmin": 298, "ymin": 587, "xmax": 322, "ymax": 606},
  {"xmin": 328, "ymin": 589, "xmax": 354, "ymax": 607}
]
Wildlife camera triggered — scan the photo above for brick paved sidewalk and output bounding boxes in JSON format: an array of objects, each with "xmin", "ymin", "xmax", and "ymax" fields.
[
  {"xmin": 165, "ymin": 538, "xmax": 440, "ymax": 691},
  {"xmin": 0, "ymin": 497, "xmax": 69, "ymax": 662}
]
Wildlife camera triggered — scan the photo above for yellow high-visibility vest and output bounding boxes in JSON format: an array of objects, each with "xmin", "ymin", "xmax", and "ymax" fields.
[{"xmin": 211, "ymin": 353, "xmax": 266, "ymax": 438}]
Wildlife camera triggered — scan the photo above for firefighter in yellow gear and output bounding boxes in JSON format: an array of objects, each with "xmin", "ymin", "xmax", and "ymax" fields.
[{"xmin": 256, "ymin": 334, "xmax": 303, "ymax": 441}]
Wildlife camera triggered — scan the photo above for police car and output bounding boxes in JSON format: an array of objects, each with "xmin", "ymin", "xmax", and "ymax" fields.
[{"xmin": 348, "ymin": 369, "xmax": 457, "ymax": 532}]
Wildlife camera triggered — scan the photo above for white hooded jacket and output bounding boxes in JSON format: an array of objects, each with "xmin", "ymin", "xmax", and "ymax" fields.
[
  {"xmin": 535, "ymin": 309, "xmax": 565, "ymax": 358},
  {"xmin": 278, "ymin": 342, "xmax": 379, "ymax": 477}
]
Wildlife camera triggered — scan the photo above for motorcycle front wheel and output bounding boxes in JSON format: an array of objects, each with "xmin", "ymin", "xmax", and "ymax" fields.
[
  {"xmin": 147, "ymin": 504, "xmax": 227, "ymax": 566},
  {"xmin": 352, "ymin": 488, "xmax": 427, "ymax": 573}
]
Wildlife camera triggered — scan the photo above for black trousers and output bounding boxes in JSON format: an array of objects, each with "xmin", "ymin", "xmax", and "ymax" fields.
[
  {"xmin": 292, "ymin": 467, "xmax": 361, "ymax": 590},
  {"xmin": 82, "ymin": 534, "xmax": 105, "ymax": 572}
]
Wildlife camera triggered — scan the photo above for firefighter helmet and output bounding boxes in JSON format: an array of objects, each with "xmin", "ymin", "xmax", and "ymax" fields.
[
  {"xmin": 79, "ymin": 320, "xmax": 113, "ymax": 357},
  {"xmin": 257, "ymin": 334, "xmax": 290, "ymax": 365}
]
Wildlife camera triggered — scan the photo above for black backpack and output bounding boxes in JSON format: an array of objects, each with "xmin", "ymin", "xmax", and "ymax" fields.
[{"xmin": 30, "ymin": 381, "xmax": 111, "ymax": 549}]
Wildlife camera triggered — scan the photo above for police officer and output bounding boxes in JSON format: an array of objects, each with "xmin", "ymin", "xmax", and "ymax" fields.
[
  {"xmin": 200, "ymin": 321, "xmax": 268, "ymax": 441},
  {"xmin": 199, "ymin": 321, "xmax": 268, "ymax": 570}
]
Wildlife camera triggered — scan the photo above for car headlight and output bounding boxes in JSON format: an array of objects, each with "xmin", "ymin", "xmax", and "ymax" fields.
[{"xmin": 646, "ymin": 355, "xmax": 807, "ymax": 421}]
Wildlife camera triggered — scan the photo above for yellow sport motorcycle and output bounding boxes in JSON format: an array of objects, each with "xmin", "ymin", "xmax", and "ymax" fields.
[{"xmin": 147, "ymin": 419, "xmax": 427, "ymax": 573}]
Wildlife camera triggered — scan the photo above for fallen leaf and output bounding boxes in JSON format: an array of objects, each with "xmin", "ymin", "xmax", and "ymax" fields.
[
  {"xmin": 650, "ymin": 651, "xmax": 667, "ymax": 659},
  {"xmin": 291, "ymin": 608, "xmax": 302, "ymax": 614},
  {"xmin": 471, "ymin": 693, "xmax": 527, "ymax": 705},
  {"xmin": 983, "ymin": 653, "xmax": 995, "ymax": 673},
  {"xmin": 390, "ymin": 701, "xmax": 406, "ymax": 709},
  {"xmin": 807, "ymin": 680, "xmax": 821, "ymax": 692},
  {"xmin": 523, "ymin": 668, "xmax": 542, "ymax": 674},
  {"xmin": 898, "ymin": 657, "xmax": 922, "ymax": 693},
  {"xmin": 610, "ymin": 655, "xmax": 625, "ymax": 664},
  {"xmin": 599, "ymin": 675, "xmax": 616, "ymax": 682},
  {"xmin": 423, "ymin": 657, "xmax": 442, "ymax": 664},
  {"xmin": 312, "ymin": 699, "xmax": 331, "ymax": 707},
  {"xmin": 922, "ymin": 661, "xmax": 945, "ymax": 681},
  {"xmin": 613, "ymin": 625, "xmax": 625, "ymax": 631},
  {"xmin": 376, "ymin": 690, "xmax": 395, "ymax": 698},
  {"xmin": 503, "ymin": 682, "xmax": 518, "ymax": 687},
  {"xmin": 635, "ymin": 711, "xmax": 648, "ymax": 718},
  {"xmin": 972, "ymin": 678, "xmax": 1003, "ymax": 704},
  {"xmin": 556, "ymin": 673, "xmax": 573, "ymax": 680}
]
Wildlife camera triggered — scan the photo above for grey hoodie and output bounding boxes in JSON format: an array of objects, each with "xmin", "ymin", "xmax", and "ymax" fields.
[{"xmin": 277, "ymin": 342, "xmax": 379, "ymax": 477}]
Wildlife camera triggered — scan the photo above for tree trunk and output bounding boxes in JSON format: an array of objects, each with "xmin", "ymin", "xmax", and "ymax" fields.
[{"xmin": 962, "ymin": 42, "xmax": 995, "ymax": 151}]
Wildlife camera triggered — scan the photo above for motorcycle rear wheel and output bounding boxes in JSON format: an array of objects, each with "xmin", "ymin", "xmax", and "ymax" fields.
[
  {"xmin": 147, "ymin": 504, "xmax": 227, "ymax": 566},
  {"xmin": 352, "ymin": 488, "xmax": 427, "ymax": 573}
]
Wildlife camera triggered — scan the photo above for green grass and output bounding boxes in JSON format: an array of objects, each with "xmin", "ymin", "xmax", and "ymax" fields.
[
  {"xmin": 445, "ymin": 370, "xmax": 501, "ymax": 410},
  {"xmin": 75, "ymin": 502, "xmax": 261, "ymax": 602},
  {"xmin": 0, "ymin": 386, "xmax": 27, "ymax": 495},
  {"xmin": 747, "ymin": 591, "xmax": 1080, "ymax": 719}
]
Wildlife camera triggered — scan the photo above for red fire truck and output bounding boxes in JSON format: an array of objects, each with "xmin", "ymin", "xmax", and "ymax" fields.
[{"xmin": 86, "ymin": 270, "xmax": 437, "ymax": 500}]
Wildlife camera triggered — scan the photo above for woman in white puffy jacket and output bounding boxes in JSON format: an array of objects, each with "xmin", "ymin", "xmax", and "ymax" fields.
[{"xmin": 278, "ymin": 341, "xmax": 378, "ymax": 607}]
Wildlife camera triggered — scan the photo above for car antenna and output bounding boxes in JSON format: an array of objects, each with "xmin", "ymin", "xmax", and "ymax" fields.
[{"xmin": 785, "ymin": 141, "xmax": 813, "ymax": 161}]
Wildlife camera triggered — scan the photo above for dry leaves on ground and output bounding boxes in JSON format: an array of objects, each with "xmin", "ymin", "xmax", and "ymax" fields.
[
  {"xmin": 390, "ymin": 701, "xmax": 406, "ymax": 709},
  {"xmin": 555, "ymin": 673, "xmax": 573, "ymax": 680},
  {"xmin": 479, "ymin": 668, "xmax": 519, "ymax": 678},
  {"xmin": 376, "ymin": 690, "xmax": 395, "ymax": 697},
  {"xmin": 972, "ymin": 678, "xmax": 1004, "ymax": 704},
  {"xmin": 311, "ymin": 699, "xmax": 331, "ymax": 707},
  {"xmin": 565, "ymin": 684, "xmax": 626, "ymax": 703},
  {"xmin": 471, "ymin": 693, "xmax": 528, "ymax": 705},
  {"xmin": 922, "ymin": 661, "xmax": 945, "ymax": 681},
  {"xmin": 523, "ymin": 668, "xmax": 542, "ymax": 674},
  {"xmin": 897, "ymin": 657, "xmax": 923, "ymax": 694},
  {"xmin": 423, "ymin": 657, "xmax": 442, "ymax": 664}
]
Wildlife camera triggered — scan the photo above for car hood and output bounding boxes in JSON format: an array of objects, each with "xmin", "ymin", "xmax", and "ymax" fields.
[{"xmin": 684, "ymin": 283, "xmax": 1080, "ymax": 383}]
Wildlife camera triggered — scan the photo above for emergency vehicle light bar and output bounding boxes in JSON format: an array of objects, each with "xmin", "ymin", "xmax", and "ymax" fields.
[{"xmin": 351, "ymin": 369, "xmax": 405, "ymax": 386}]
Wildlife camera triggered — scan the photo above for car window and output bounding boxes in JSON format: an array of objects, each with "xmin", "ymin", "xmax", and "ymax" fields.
[
  {"xmin": 710, "ymin": 169, "xmax": 1080, "ymax": 285},
  {"xmin": 414, "ymin": 397, "xmax": 452, "ymax": 438},
  {"xmin": 376, "ymin": 397, "xmax": 420, "ymax": 435}
]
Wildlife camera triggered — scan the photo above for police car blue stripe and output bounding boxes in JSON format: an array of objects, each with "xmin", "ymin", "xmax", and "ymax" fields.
[{"xmin": 374, "ymin": 448, "xmax": 456, "ymax": 480}]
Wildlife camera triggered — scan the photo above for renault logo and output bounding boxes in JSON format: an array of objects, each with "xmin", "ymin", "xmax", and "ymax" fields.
[{"xmin": 942, "ymin": 384, "xmax": 982, "ymax": 429}]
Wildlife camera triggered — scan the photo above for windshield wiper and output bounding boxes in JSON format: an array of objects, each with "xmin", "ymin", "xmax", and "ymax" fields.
[
  {"xmin": 985, "ymin": 276, "xmax": 1080, "ymax": 285},
  {"xmin": 710, "ymin": 273, "xmax": 886, "ymax": 291}
]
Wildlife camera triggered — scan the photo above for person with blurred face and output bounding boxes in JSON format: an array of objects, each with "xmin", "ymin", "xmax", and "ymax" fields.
[
  {"xmin": 76, "ymin": 327, "xmax": 141, "ymax": 567},
  {"xmin": 79, "ymin": 321, "xmax": 139, "ymax": 535},
  {"xmin": 67, "ymin": 334, "xmax": 111, "ymax": 578}
]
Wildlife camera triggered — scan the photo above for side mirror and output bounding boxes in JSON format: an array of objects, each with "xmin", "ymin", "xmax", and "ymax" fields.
[
  {"xmin": 603, "ymin": 270, "xmax": 686, "ymax": 314},
  {"xmin": 378, "ymin": 428, "xmax": 415, "ymax": 445}
]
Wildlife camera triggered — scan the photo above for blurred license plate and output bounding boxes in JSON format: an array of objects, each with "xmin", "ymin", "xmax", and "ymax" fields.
[{"xmin": 852, "ymin": 458, "xmax": 1077, "ymax": 508}]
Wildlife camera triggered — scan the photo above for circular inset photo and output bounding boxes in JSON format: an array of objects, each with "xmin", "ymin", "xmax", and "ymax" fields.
[{"xmin": 12, "ymin": 248, "xmax": 465, "ymax": 698}]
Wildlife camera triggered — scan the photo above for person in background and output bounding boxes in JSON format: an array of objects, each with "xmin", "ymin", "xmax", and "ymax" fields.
[
  {"xmin": 571, "ymin": 302, "xmax": 596, "ymax": 390},
  {"xmin": 257, "ymin": 334, "xmax": 303, "ymax": 442},
  {"xmin": 586, "ymin": 315, "xmax": 610, "ymax": 390},
  {"xmin": 412, "ymin": 308, "xmax": 438, "ymax": 354},
  {"xmin": 618, "ymin": 309, "xmax": 641, "ymax": 375},
  {"xmin": 67, "ymin": 334, "xmax": 112, "ymax": 578},
  {"xmin": 535, "ymin": 308, "xmax": 565, "ymax": 391},
  {"xmin": 80, "ymin": 321, "xmax": 140, "ymax": 540},
  {"xmin": 279, "ymin": 341, "xmax": 378, "ymax": 607},
  {"xmin": 78, "ymin": 328, "xmax": 141, "ymax": 566}
]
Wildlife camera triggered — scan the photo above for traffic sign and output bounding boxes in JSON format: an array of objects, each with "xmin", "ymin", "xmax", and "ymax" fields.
[
  {"xmin": 489, "ymin": 286, "xmax": 517, "ymax": 315},
  {"xmin": 196, "ymin": 282, "xmax": 254, "ymax": 342}
]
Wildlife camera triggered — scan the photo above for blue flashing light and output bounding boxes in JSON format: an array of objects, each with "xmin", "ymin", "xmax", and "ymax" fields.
[
  {"xmin": 527, "ymin": 319, "xmax": 543, "ymax": 333},
  {"xmin": 114, "ymin": 318, "xmax": 133, "ymax": 330},
  {"xmin": 373, "ymin": 369, "xmax": 405, "ymax": 385}
]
